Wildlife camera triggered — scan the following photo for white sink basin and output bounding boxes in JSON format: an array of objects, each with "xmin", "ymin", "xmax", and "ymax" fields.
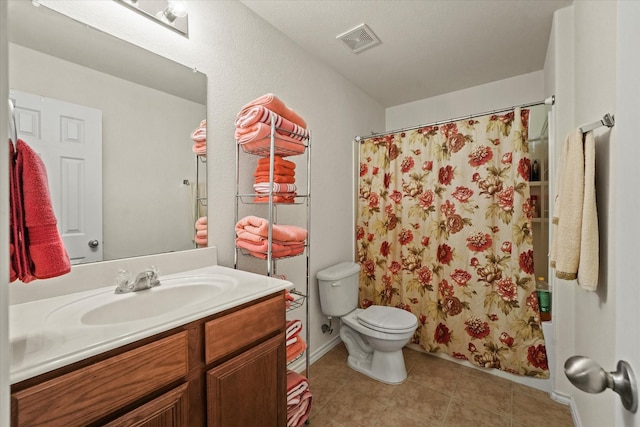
[{"xmin": 46, "ymin": 275, "xmax": 237, "ymax": 327}]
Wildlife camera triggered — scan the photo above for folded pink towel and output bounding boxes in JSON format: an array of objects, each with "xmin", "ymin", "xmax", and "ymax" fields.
[
  {"xmin": 286, "ymin": 320, "xmax": 303, "ymax": 340},
  {"xmin": 238, "ymin": 93, "xmax": 307, "ymax": 128},
  {"xmin": 254, "ymin": 183, "xmax": 298, "ymax": 193},
  {"xmin": 287, "ymin": 390, "xmax": 312, "ymax": 427},
  {"xmin": 253, "ymin": 194, "xmax": 297, "ymax": 204},
  {"xmin": 235, "ymin": 106, "xmax": 309, "ymax": 141},
  {"xmin": 286, "ymin": 370, "xmax": 309, "ymax": 406},
  {"xmin": 235, "ymin": 238, "xmax": 305, "ymax": 259},
  {"xmin": 10, "ymin": 139, "xmax": 71, "ymax": 282},
  {"xmin": 237, "ymin": 122, "xmax": 306, "ymax": 157},
  {"xmin": 235, "ymin": 216, "xmax": 308, "ymax": 242}
]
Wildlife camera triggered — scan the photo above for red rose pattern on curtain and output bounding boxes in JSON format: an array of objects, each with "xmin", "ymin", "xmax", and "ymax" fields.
[{"xmin": 356, "ymin": 108, "xmax": 548, "ymax": 378}]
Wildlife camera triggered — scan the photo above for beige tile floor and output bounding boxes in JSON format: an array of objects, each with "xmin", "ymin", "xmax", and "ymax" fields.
[{"xmin": 307, "ymin": 343, "xmax": 574, "ymax": 427}]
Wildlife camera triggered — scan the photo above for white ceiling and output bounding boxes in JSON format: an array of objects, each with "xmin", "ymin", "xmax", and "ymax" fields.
[{"xmin": 241, "ymin": 0, "xmax": 573, "ymax": 108}]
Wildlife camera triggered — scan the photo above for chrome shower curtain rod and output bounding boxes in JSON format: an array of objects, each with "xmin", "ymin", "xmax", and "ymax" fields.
[{"xmin": 354, "ymin": 95, "xmax": 555, "ymax": 142}]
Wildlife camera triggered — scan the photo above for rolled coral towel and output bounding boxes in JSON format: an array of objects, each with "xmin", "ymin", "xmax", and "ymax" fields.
[
  {"xmin": 254, "ymin": 165, "xmax": 296, "ymax": 176},
  {"xmin": 195, "ymin": 216, "xmax": 208, "ymax": 231},
  {"xmin": 192, "ymin": 141, "xmax": 206, "ymax": 156},
  {"xmin": 195, "ymin": 229, "xmax": 207, "ymax": 247},
  {"xmin": 237, "ymin": 93, "xmax": 307, "ymax": 128},
  {"xmin": 257, "ymin": 156, "xmax": 296, "ymax": 170}
]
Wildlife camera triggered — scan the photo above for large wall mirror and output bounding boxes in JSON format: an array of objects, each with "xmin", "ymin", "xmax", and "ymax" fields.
[{"xmin": 7, "ymin": 1, "xmax": 207, "ymax": 265}]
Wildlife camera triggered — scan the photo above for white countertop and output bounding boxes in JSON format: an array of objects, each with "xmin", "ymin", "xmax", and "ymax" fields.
[{"xmin": 9, "ymin": 265, "xmax": 292, "ymax": 384}]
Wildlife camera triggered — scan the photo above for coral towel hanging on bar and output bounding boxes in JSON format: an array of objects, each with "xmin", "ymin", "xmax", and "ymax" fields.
[{"xmin": 9, "ymin": 139, "xmax": 71, "ymax": 283}]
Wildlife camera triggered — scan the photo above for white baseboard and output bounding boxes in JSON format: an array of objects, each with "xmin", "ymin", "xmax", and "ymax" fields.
[
  {"xmin": 289, "ymin": 335, "xmax": 342, "ymax": 374},
  {"xmin": 551, "ymin": 392, "xmax": 581, "ymax": 427}
]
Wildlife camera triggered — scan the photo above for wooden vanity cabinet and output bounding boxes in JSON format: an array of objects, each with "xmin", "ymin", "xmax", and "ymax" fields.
[{"xmin": 10, "ymin": 291, "xmax": 286, "ymax": 427}]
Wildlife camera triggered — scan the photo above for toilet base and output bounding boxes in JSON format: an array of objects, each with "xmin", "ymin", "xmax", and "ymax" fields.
[
  {"xmin": 340, "ymin": 324, "xmax": 409, "ymax": 384},
  {"xmin": 346, "ymin": 350, "xmax": 408, "ymax": 384}
]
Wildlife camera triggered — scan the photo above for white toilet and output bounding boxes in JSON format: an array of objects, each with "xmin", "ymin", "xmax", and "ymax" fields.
[{"xmin": 317, "ymin": 262, "xmax": 418, "ymax": 384}]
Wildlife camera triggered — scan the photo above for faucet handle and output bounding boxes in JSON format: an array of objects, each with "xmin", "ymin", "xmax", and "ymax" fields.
[
  {"xmin": 147, "ymin": 266, "xmax": 160, "ymax": 287},
  {"xmin": 148, "ymin": 266, "xmax": 158, "ymax": 278},
  {"xmin": 115, "ymin": 269, "xmax": 133, "ymax": 293}
]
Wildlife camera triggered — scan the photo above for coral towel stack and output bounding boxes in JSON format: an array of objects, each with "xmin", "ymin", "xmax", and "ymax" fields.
[
  {"xmin": 286, "ymin": 370, "xmax": 312, "ymax": 427},
  {"xmin": 234, "ymin": 93, "xmax": 308, "ymax": 156},
  {"xmin": 235, "ymin": 215, "xmax": 307, "ymax": 259},
  {"xmin": 253, "ymin": 156, "xmax": 297, "ymax": 203}
]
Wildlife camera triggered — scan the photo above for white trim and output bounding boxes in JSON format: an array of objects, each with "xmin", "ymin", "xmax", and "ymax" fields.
[
  {"xmin": 551, "ymin": 392, "xmax": 582, "ymax": 427},
  {"xmin": 289, "ymin": 334, "xmax": 342, "ymax": 374}
]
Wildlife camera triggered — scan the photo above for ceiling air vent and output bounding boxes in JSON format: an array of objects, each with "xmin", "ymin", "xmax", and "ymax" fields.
[{"xmin": 336, "ymin": 23, "xmax": 381, "ymax": 54}]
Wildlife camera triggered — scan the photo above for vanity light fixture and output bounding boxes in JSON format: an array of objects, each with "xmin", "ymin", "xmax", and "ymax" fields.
[
  {"xmin": 113, "ymin": 0, "xmax": 189, "ymax": 37},
  {"xmin": 157, "ymin": 0, "xmax": 188, "ymax": 24}
]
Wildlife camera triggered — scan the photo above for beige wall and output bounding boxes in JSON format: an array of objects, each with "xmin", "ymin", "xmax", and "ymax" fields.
[{"xmin": 386, "ymin": 71, "xmax": 545, "ymax": 130}]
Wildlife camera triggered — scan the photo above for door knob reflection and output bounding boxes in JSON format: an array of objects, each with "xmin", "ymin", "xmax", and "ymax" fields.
[{"xmin": 564, "ymin": 356, "xmax": 638, "ymax": 413}]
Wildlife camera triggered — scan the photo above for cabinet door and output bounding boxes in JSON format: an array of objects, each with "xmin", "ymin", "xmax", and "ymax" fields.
[
  {"xmin": 103, "ymin": 383, "xmax": 189, "ymax": 427},
  {"xmin": 206, "ymin": 333, "xmax": 286, "ymax": 427}
]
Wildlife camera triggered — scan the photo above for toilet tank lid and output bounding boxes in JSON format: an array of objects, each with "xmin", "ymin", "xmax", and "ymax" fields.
[{"xmin": 316, "ymin": 262, "xmax": 360, "ymax": 281}]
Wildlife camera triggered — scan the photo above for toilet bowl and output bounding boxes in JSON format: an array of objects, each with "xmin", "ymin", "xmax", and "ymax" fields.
[{"xmin": 317, "ymin": 262, "xmax": 418, "ymax": 384}]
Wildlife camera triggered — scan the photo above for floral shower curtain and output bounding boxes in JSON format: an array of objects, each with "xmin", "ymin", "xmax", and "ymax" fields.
[{"xmin": 356, "ymin": 108, "xmax": 548, "ymax": 377}]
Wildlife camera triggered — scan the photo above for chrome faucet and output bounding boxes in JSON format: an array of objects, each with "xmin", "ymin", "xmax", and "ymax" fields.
[{"xmin": 115, "ymin": 266, "xmax": 161, "ymax": 294}]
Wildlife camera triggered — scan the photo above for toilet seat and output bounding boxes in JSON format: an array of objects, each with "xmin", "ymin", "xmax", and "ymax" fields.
[{"xmin": 357, "ymin": 305, "xmax": 417, "ymax": 334}]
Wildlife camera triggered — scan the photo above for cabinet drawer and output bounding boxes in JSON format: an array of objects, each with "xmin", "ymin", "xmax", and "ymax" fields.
[
  {"xmin": 12, "ymin": 331, "xmax": 189, "ymax": 427},
  {"xmin": 205, "ymin": 293, "xmax": 284, "ymax": 364}
]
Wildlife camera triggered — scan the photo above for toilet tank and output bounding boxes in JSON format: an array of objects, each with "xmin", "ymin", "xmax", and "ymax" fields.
[{"xmin": 316, "ymin": 262, "xmax": 361, "ymax": 317}]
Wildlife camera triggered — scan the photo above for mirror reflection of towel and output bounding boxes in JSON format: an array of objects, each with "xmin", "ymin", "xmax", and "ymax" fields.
[{"xmin": 10, "ymin": 139, "xmax": 71, "ymax": 283}]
